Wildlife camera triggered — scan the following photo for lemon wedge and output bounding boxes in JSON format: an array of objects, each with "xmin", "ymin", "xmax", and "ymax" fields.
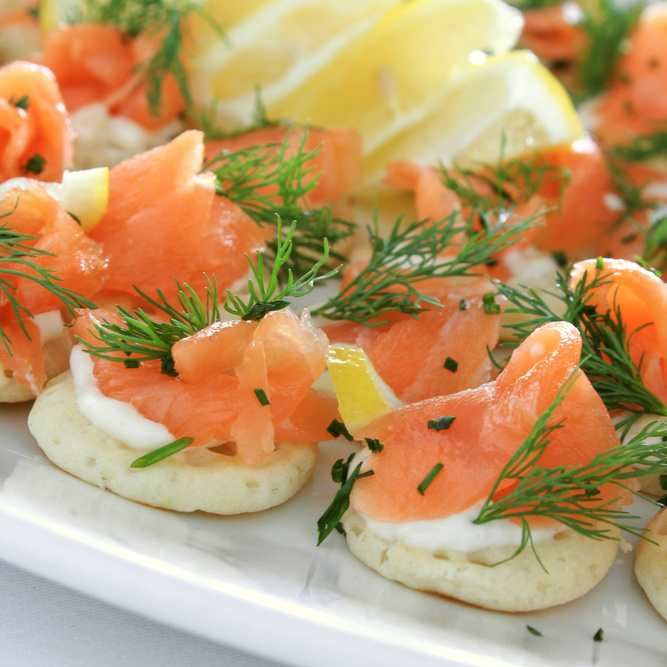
[
  {"xmin": 327, "ymin": 344, "xmax": 402, "ymax": 436},
  {"xmin": 188, "ymin": 0, "xmax": 522, "ymax": 139},
  {"xmin": 188, "ymin": 0, "xmax": 402, "ymax": 129},
  {"xmin": 58, "ymin": 167, "xmax": 109, "ymax": 231},
  {"xmin": 364, "ymin": 49, "xmax": 585, "ymax": 181}
]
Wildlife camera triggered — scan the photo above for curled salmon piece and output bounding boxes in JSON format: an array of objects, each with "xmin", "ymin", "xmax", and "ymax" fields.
[
  {"xmin": 520, "ymin": 3, "xmax": 588, "ymax": 65},
  {"xmin": 0, "ymin": 182, "xmax": 107, "ymax": 395},
  {"xmin": 74, "ymin": 307, "xmax": 338, "ymax": 465},
  {"xmin": 325, "ymin": 275, "xmax": 503, "ymax": 404},
  {"xmin": 385, "ymin": 135, "xmax": 619, "ymax": 262},
  {"xmin": 36, "ymin": 24, "xmax": 186, "ymax": 130},
  {"xmin": 589, "ymin": 4, "xmax": 667, "ymax": 146},
  {"xmin": 0, "ymin": 61, "xmax": 74, "ymax": 182},
  {"xmin": 87, "ymin": 129, "xmax": 271, "ymax": 303},
  {"xmin": 204, "ymin": 124, "xmax": 363, "ymax": 208},
  {"xmin": 351, "ymin": 321, "xmax": 620, "ymax": 524},
  {"xmin": 570, "ymin": 257, "xmax": 667, "ymax": 406}
]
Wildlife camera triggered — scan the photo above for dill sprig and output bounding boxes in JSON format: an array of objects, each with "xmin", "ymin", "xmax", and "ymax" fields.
[
  {"xmin": 507, "ymin": 0, "xmax": 562, "ymax": 9},
  {"xmin": 577, "ymin": 0, "xmax": 644, "ymax": 101},
  {"xmin": 438, "ymin": 150, "xmax": 568, "ymax": 211},
  {"xmin": 312, "ymin": 207, "xmax": 534, "ymax": 327},
  {"xmin": 611, "ymin": 129, "xmax": 667, "ymax": 163},
  {"xmin": 224, "ymin": 218, "xmax": 338, "ymax": 320},
  {"xmin": 79, "ymin": 219, "xmax": 335, "ymax": 370},
  {"xmin": 77, "ymin": 0, "xmax": 220, "ymax": 116},
  {"xmin": 79, "ymin": 277, "xmax": 220, "ymax": 375},
  {"xmin": 206, "ymin": 131, "xmax": 355, "ymax": 279},
  {"xmin": 495, "ymin": 267, "xmax": 667, "ymax": 417},
  {"xmin": 0, "ymin": 207, "xmax": 96, "ymax": 352},
  {"xmin": 640, "ymin": 207, "xmax": 667, "ymax": 272},
  {"xmin": 474, "ymin": 375, "xmax": 667, "ymax": 561}
]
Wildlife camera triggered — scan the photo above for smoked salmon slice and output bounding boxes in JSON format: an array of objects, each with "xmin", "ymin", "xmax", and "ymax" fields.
[
  {"xmin": 75, "ymin": 307, "xmax": 335, "ymax": 466},
  {"xmin": 324, "ymin": 275, "xmax": 503, "ymax": 403},
  {"xmin": 0, "ymin": 60, "xmax": 74, "ymax": 182},
  {"xmin": 569, "ymin": 257, "xmax": 667, "ymax": 407},
  {"xmin": 87, "ymin": 129, "xmax": 270, "ymax": 303},
  {"xmin": 36, "ymin": 24, "xmax": 186, "ymax": 129},
  {"xmin": 350, "ymin": 321, "xmax": 620, "ymax": 523},
  {"xmin": 0, "ymin": 182, "xmax": 106, "ymax": 394}
]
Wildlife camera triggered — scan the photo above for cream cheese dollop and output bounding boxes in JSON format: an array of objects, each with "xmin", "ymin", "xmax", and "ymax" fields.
[
  {"xmin": 349, "ymin": 450, "xmax": 563, "ymax": 552},
  {"xmin": 70, "ymin": 344, "xmax": 175, "ymax": 450}
]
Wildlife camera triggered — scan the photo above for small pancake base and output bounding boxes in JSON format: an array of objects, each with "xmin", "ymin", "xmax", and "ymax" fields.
[
  {"xmin": 635, "ymin": 508, "xmax": 667, "ymax": 622},
  {"xmin": 0, "ymin": 334, "xmax": 71, "ymax": 403},
  {"xmin": 28, "ymin": 371, "xmax": 318, "ymax": 515},
  {"xmin": 343, "ymin": 509, "xmax": 619, "ymax": 612}
]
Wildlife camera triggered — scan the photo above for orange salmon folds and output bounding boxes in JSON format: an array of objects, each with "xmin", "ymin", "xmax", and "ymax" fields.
[
  {"xmin": 0, "ymin": 184, "xmax": 106, "ymax": 395},
  {"xmin": 35, "ymin": 24, "xmax": 186, "ymax": 129},
  {"xmin": 350, "ymin": 322, "xmax": 621, "ymax": 525},
  {"xmin": 87, "ymin": 129, "xmax": 270, "ymax": 305},
  {"xmin": 570, "ymin": 257, "xmax": 667, "ymax": 407},
  {"xmin": 79, "ymin": 308, "xmax": 334, "ymax": 466},
  {"xmin": 0, "ymin": 60, "xmax": 74, "ymax": 182}
]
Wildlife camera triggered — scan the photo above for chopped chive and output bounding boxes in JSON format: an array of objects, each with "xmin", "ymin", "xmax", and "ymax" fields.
[
  {"xmin": 660, "ymin": 474, "xmax": 667, "ymax": 490},
  {"xmin": 459, "ymin": 299, "xmax": 468, "ymax": 311},
  {"xmin": 123, "ymin": 359, "xmax": 140, "ymax": 369},
  {"xmin": 482, "ymin": 292, "xmax": 500, "ymax": 315},
  {"xmin": 428, "ymin": 415, "xmax": 456, "ymax": 431},
  {"xmin": 443, "ymin": 356, "xmax": 458, "ymax": 373},
  {"xmin": 593, "ymin": 628, "xmax": 604, "ymax": 642},
  {"xmin": 595, "ymin": 256, "xmax": 605, "ymax": 270},
  {"xmin": 317, "ymin": 462, "xmax": 374, "ymax": 544},
  {"xmin": 331, "ymin": 453, "xmax": 355, "ymax": 484},
  {"xmin": 10, "ymin": 94, "xmax": 29, "ymax": 110},
  {"xmin": 130, "ymin": 437, "xmax": 194, "ymax": 468},
  {"xmin": 527, "ymin": 625, "xmax": 542, "ymax": 637},
  {"xmin": 551, "ymin": 250, "xmax": 568, "ymax": 267},
  {"xmin": 253, "ymin": 388, "xmax": 270, "ymax": 406},
  {"xmin": 327, "ymin": 419, "xmax": 354, "ymax": 441},
  {"xmin": 22, "ymin": 153, "xmax": 45, "ymax": 175},
  {"xmin": 365, "ymin": 437, "xmax": 383, "ymax": 453},
  {"xmin": 417, "ymin": 462, "xmax": 444, "ymax": 495}
]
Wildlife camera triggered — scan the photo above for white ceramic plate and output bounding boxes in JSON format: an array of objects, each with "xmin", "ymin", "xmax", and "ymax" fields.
[{"xmin": 1, "ymin": 400, "xmax": 666, "ymax": 667}]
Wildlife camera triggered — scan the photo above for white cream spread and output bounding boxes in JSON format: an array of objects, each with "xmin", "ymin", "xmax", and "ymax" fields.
[
  {"xmin": 350, "ymin": 450, "xmax": 562, "ymax": 552},
  {"xmin": 70, "ymin": 345, "xmax": 175, "ymax": 450},
  {"xmin": 34, "ymin": 310, "xmax": 65, "ymax": 344}
]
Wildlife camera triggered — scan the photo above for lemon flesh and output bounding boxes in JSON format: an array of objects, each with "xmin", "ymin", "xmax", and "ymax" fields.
[
  {"xmin": 59, "ymin": 167, "xmax": 109, "ymax": 231},
  {"xmin": 188, "ymin": 0, "xmax": 523, "ymax": 140},
  {"xmin": 327, "ymin": 344, "xmax": 402, "ymax": 436},
  {"xmin": 364, "ymin": 50, "xmax": 585, "ymax": 181},
  {"xmin": 189, "ymin": 0, "xmax": 403, "ymax": 130}
]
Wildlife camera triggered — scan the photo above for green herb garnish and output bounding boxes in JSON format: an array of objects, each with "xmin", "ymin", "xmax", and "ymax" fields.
[
  {"xmin": 327, "ymin": 419, "xmax": 354, "ymax": 441},
  {"xmin": 77, "ymin": 0, "xmax": 220, "ymax": 117},
  {"xmin": 224, "ymin": 218, "xmax": 338, "ymax": 320},
  {"xmin": 317, "ymin": 461, "xmax": 374, "ymax": 545},
  {"xmin": 206, "ymin": 131, "xmax": 355, "ymax": 279},
  {"xmin": 253, "ymin": 388, "xmax": 270, "ymax": 406},
  {"xmin": 526, "ymin": 625, "xmax": 543, "ymax": 637},
  {"xmin": 577, "ymin": 0, "xmax": 643, "ymax": 101},
  {"xmin": 427, "ymin": 416, "xmax": 456, "ymax": 432},
  {"xmin": 313, "ymin": 208, "xmax": 531, "ymax": 327},
  {"xmin": 417, "ymin": 463, "xmax": 444, "ymax": 495},
  {"xmin": 474, "ymin": 373, "xmax": 667, "ymax": 562},
  {"xmin": 130, "ymin": 436, "xmax": 194, "ymax": 468},
  {"xmin": 443, "ymin": 357, "xmax": 458, "ymax": 373},
  {"xmin": 0, "ymin": 206, "xmax": 96, "ymax": 353},
  {"xmin": 22, "ymin": 154, "xmax": 45, "ymax": 175},
  {"xmin": 495, "ymin": 267, "xmax": 667, "ymax": 418}
]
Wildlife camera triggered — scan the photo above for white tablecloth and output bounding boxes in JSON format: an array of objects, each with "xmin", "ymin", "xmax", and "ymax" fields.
[{"xmin": 0, "ymin": 559, "xmax": 290, "ymax": 667}]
